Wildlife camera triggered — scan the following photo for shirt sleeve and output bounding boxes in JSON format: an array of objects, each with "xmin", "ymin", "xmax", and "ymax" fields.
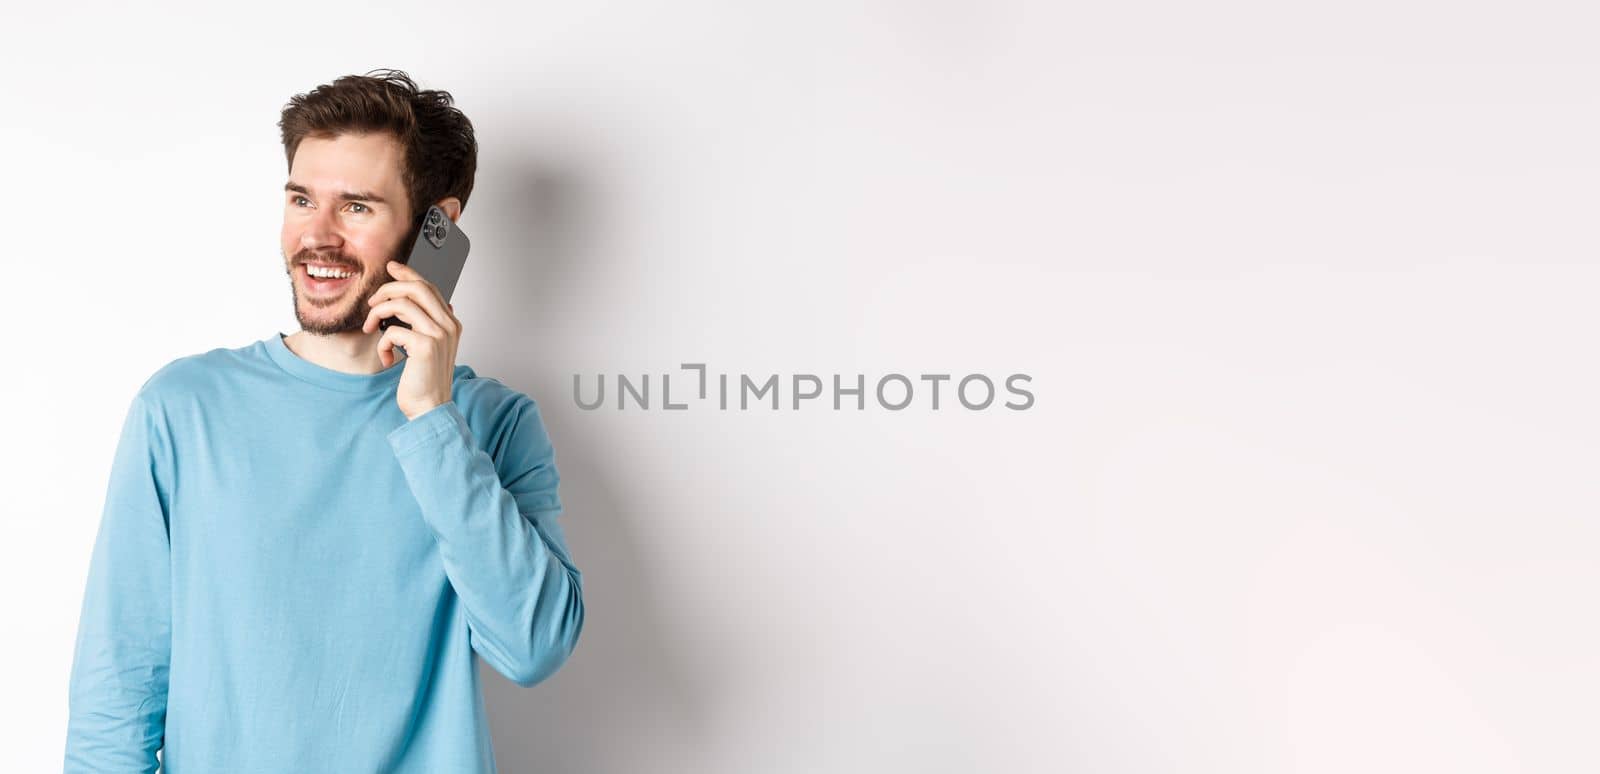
[
  {"xmin": 386, "ymin": 398, "xmax": 584, "ymax": 687},
  {"xmin": 65, "ymin": 392, "xmax": 174, "ymax": 773}
]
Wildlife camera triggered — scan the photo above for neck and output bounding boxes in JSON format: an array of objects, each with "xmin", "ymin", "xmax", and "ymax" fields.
[{"xmin": 283, "ymin": 329, "xmax": 398, "ymax": 374}]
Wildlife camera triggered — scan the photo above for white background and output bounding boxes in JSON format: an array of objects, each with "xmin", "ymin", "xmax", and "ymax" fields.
[{"xmin": 4, "ymin": 1, "xmax": 1597, "ymax": 771}]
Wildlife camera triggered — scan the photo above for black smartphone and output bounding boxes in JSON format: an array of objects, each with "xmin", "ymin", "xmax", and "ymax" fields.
[{"xmin": 379, "ymin": 204, "xmax": 472, "ymax": 331}]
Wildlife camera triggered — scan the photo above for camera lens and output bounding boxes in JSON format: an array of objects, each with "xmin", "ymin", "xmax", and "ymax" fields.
[
  {"xmin": 426, "ymin": 210, "xmax": 442, "ymax": 225},
  {"xmin": 433, "ymin": 225, "xmax": 447, "ymax": 241}
]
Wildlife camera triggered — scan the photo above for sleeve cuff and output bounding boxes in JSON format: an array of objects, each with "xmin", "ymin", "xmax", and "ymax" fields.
[{"xmin": 387, "ymin": 400, "xmax": 472, "ymax": 456}]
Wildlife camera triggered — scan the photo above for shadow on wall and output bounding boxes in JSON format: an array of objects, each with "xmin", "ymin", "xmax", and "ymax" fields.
[{"xmin": 471, "ymin": 158, "xmax": 709, "ymax": 773}]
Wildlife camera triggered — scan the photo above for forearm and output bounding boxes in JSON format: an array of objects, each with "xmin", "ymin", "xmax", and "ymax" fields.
[{"xmin": 65, "ymin": 628, "xmax": 169, "ymax": 774}]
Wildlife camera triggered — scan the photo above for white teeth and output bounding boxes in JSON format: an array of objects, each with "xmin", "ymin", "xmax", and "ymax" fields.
[{"xmin": 307, "ymin": 265, "xmax": 354, "ymax": 279}]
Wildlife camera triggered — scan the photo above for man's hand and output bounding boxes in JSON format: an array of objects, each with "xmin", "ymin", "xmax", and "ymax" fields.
[{"xmin": 363, "ymin": 259, "xmax": 462, "ymax": 420}]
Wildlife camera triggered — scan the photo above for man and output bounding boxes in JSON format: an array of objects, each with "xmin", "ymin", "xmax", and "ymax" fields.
[{"xmin": 64, "ymin": 69, "xmax": 584, "ymax": 773}]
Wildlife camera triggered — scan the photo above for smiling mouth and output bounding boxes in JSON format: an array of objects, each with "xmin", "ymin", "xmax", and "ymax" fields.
[{"xmin": 300, "ymin": 263, "xmax": 361, "ymax": 294}]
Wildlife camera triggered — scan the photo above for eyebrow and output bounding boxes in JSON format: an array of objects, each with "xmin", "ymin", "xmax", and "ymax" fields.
[{"xmin": 284, "ymin": 181, "xmax": 389, "ymax": 205}]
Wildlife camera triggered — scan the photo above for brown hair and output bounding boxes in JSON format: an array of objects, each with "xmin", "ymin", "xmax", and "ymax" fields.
[{"xmin": 278, "ymin": 68, "xmax": 477, "ymax": 223}]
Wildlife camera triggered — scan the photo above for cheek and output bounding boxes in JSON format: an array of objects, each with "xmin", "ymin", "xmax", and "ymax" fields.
[
  {"xmin": 350, "ymin": 235, "xmax": 384, "ymax": 265},
  {"xmin": 358, "ymin": 231, "xmax": 406, "ymax": 267},
  {"xmin": 280, "ymin": 224, "xmax": 301, "ymax": 255}
]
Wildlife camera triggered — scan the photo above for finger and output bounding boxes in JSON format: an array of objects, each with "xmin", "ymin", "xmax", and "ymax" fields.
[
  {"xmin": 386, "ymin": 259, "xmax": 423, "ymax": 281},
  {"xmin": 364, "ymin": 297, "xmax": 444, "ymax": 337},
  {"xmin": 367, "ymin": 278, "xmax": 440, "ymax": 311},
  {"xmin": 369, "ymin": 273, "xmax": 455, "ymax": 335},
  {"xmin": 376, "ymin": 262, "xmax": 451, "ymax": 329},
  {"xmin": 377, "ymin": 323, "xmax": 429, "ymax": 368},
  {"xmin": 369, "ymin": 261, "xmax": 439, "ymax": 307},
  {"xmin": 365, "ymin": 297, "xmax": 442, "ymax": 336},
  {"xmin": 377, "ymin": 324, "xmax": 405, "ymax": 368}
]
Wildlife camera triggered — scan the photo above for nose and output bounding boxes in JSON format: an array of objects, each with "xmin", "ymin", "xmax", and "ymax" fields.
[{"xmin": 299, "ymin": 204, "xmax": 344, "ymax": 254}]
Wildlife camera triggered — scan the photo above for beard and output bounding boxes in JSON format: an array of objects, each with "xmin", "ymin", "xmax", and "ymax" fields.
[{"xmin": 284, "ymin": 248, "xmax": 394, "ymax": 335}]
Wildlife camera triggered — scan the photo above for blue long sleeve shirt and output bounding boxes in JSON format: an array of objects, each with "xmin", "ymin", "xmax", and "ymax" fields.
[{"xmin": 64, "ymin": 332, "xmax": 584, "ymax": 773}]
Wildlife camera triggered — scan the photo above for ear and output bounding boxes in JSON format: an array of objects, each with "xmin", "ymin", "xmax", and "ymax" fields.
[{"xmin": 436, "ymin": 197, "xmax": 463, "ymax": 223}]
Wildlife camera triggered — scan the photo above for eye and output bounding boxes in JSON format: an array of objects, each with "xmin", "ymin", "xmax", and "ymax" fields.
[
  {"xmin": 291, "ymin": 195, "xmax": 311, "ymax": 207},
  {"xmin": 347, "ymin": 202, "xmax": 371, "ymax": 214}
]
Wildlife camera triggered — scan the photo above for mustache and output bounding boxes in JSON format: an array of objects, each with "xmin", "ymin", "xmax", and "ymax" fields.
[{"xmin": 291, "ymin": 250, "xmax": 362, "ymax": 271}]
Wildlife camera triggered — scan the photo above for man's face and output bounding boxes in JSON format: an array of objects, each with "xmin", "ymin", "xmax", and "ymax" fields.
[{"xmin": 281, "ymin": 132, "xmax": 413, "ymax": 335}]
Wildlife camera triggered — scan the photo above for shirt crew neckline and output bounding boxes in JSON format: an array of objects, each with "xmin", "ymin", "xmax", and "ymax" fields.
[{"xmin": 264, "ymin": 331, "xmax": 408, "ymax": 394}]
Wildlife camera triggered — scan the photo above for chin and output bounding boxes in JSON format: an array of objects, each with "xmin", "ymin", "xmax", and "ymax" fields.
[
  {"xmin": 284, "ymin": 260, "xmax": 384, "ymax": 335},
  {"xmin": 294, "ymin": 297, "xmax": 367, "ymax": 335}
]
